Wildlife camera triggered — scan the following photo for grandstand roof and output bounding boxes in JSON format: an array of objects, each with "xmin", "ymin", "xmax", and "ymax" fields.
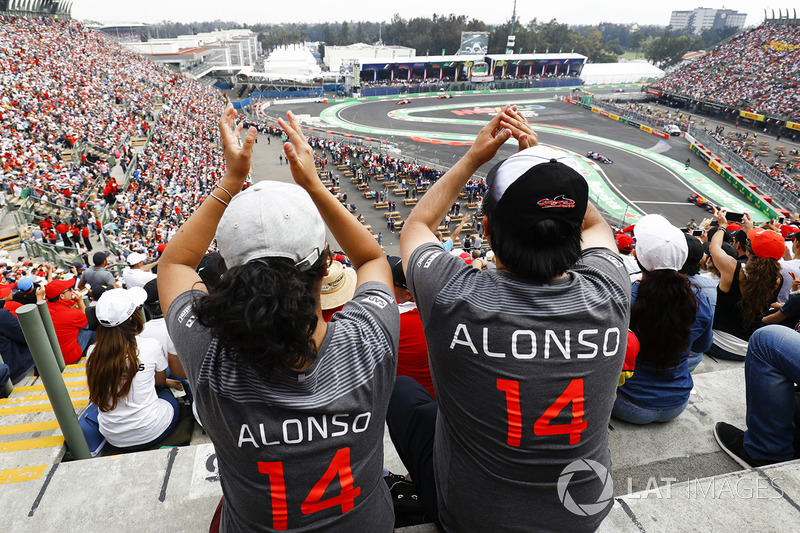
[
  {"xmin": 581, "ymin": 60, "xmax": 665, "ymax": 85},
  {"xmin": 359, "ymin": 55, "xmax": 485, "ymax": 70},
  {"xmin": 486, "ymin": 53, "xmax": 587, "ymax": 62}
]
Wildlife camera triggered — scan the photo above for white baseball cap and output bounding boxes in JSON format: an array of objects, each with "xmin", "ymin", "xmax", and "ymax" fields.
[
  {"xmin": 126, "ymin": 252, "xmax": 147, "ymax": 266},
  {"xmin": 96, "ymin": 287, "xmax": 147, "ymax": 327},
  {"xmin": 633, "ymin": 214, "xmax": 688, "ymax": 272},
  {"xmin": 215, "ymin": 181, "xmax": 326, "ymax": 270}
]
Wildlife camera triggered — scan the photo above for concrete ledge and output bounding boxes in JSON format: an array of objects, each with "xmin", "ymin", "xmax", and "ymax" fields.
[
  {"xmin": 600, "ymin": 460, "xmax": 800, "ymax": 532},
  {"xmin": 610, "ymin": 367, "xmax": 746, "ymax": 494}
]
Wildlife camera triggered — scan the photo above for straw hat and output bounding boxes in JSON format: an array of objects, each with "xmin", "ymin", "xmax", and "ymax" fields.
[{"xmin": 320, "ymin": 261, "xmax": 357, "ymax": 310}]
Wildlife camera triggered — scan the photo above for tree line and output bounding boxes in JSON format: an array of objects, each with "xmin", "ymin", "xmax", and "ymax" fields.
[{"xmin": 140, "ymin": 15, "xmax": 743, "ymax": 69}]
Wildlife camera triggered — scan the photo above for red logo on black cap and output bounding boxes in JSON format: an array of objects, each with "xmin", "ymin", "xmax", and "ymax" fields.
[{"xmin": 537, "ymin": 194, "xmax": 576, "ymax": 209}]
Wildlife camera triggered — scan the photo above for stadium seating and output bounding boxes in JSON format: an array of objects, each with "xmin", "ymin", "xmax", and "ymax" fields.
[{"xmin": 651, "ymin": 23, "xmax": 800, "ymax": 119}]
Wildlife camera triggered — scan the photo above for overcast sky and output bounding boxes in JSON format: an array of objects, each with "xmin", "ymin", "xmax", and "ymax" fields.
[{"xmin": 71, "ymin": 1, "xmax": 776, "ymax": 28}]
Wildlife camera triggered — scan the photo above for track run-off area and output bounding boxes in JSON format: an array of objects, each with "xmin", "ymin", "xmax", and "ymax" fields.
[{"xmin": 316, "ymin": 91, "xmax": 770, "ymax": 225}]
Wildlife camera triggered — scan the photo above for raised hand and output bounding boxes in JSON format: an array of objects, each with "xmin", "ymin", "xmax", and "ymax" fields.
[
  {"xmin": 465, "ymin": 105, "xmax": 512, "ymax": 168},
  {"xmin": 500, "ymin": 105, "xmax": 539, "ymax": 151},
  {"xmin": 278, "ymin": 111, "xmax": 321, "ymax": 192},
  {"xmin": 218, "ymin": 103, "xmax": 257, "ymax": 183}
]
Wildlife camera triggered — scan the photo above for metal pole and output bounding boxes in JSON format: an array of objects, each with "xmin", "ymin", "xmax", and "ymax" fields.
[
  {"xmin": 37, "ymin": 301, "xmax": 66, "ymax": 371},
  {"xmin": 17, "ymin": 304, "xmax": 91, "ymax": 460}
]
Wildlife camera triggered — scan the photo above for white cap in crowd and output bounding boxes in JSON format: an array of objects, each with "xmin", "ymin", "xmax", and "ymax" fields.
[
  {"xmin": 633, "ymin": 214, "xmax": 688, "ymax": 272},
  {"xmin": 126, "ymin": 252, "xmax": 147, "ymax": 266},
  {"xmin": 96, "ymin": 287, "xmax": 147, "ymax": 327}
]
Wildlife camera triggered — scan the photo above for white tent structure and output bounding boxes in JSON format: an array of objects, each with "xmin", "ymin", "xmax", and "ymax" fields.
[{"xmin": 581, "ymin": 60, "xmax": 664, "ymax": 85}]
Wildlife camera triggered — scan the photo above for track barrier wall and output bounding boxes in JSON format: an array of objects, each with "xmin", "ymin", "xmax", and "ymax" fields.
[{"xmin": 689, "ymin": 143, "xmax": 782, "ymax": 219}]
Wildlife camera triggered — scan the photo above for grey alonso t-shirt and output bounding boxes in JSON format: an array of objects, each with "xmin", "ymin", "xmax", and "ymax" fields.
[
  {"xmin": 166, "ymin": 281, "xmax": 399, "ymax": 532},
  {"xmin": 407, "ymin": 242, "xmax": 631, "ymax": 533}
]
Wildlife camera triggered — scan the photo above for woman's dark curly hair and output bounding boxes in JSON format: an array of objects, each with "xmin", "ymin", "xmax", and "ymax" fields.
[
  {"xmin": 193, "ymin": 253, "xmax": 327, "ymax": 379},
  {"xmin": 740, "ymin": 250, "xmax": 781, "ymax": 327},
  {"xmin": 630, "ymin": 269, "xmax": 698, "ymax": 373}
]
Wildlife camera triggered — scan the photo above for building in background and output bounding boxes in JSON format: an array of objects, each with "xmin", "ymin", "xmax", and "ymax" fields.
[
  {"xmin": 0, "ymin": 0, "xmax": 71, "ymax": 18},
  {"xmin": 669, "ymin": 8, "xmax": 747, "ymax": 34},
  {"xmin": 324, "ymin": 43, "xmax": 416, "ymax": 74},
  {"xmin": 122, "ymin": 29, "xmax": 260, "ymax": 79}
]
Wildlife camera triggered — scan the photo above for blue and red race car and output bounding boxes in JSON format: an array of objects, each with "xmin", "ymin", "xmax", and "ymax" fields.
[{"xmin": 586, "ymin": 151, "xmax": 613, "ymax": 164}]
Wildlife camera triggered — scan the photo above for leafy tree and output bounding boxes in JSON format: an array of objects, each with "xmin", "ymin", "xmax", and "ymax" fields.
[
  {"xmin": 646, "ymin": 31, "xmax": 694, "ymax": 68},
  {"xmin": 323, "ymin": 24, "xmax": 335, "ymax": 46},
  {"xmin": 355, "ymin": 22, "xmax": 368, "ymax": 44},
  {"xmin": 337, "ymin": 21, "xmax": 350, "ymax": 45}
]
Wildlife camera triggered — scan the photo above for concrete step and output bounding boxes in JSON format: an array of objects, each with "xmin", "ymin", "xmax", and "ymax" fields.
[
  {"xmin": 600, "ymin": 460, "xmax": 800, "ymax": 532},
  {"xmin": 0, "ymin": 364, "xmax": 87, "ymax": 472},
  {"xmin": 610, "ymin": 367, "xmax": 747, "ymax": 495},
  {"xmin": 3, "ymin": 438, "xmax": 799, "ymax": 532}
]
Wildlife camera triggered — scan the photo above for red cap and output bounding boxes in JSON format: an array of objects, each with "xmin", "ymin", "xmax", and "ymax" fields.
[
  {"xmin": 615, "ymin": 234, "xmax": 635, "ymax": 253},
  {"xmin": 726, "ymin": 223, "xmax": 742, "ymax": 232},
  {"xmin": 747, "ymin": 228, "xmax": 784, "ymax": 260},
  {"xmin": 0, "ymin": 286, "xmax": 11, "ymax": 299},
  {"xmin": 459, "ymin": 251, "xmax": 473, "ymax": 264},
  {"xmin": 780, "ymin": 225, "xmax": 799, "ymax": 239},
  {"xmin": 156, "ymin": 243, "xmax": 167, "ymax": 253},
  {"xmin": 45, "ymin": 278, "xmax": 76, "ymax": 300}
]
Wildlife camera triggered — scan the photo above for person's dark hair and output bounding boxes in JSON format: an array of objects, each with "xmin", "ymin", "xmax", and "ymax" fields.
[
  {"xmin": 680, "ymin": 233, "xmax": 704, "ymax": 277},
  {"xmin": 740, "ymin": 249, "xmax": 781, "ymax": 326},
  {"xmin": 630, "ymin": 270, "xmax": 698, "ymax": 373},
  {"xmin": 706, "ymin": 226, "xmax": 730, "ymax": 244},
  {"xmin": 193, "ymin": 253, "xmax": 327, "ymax": 379},
  {"xmin": 483, "ymin": 195, "xmax": 581, "ymax": 282},
  {"xmin": 87, "ymin": 312, "xmax": 145, "ymax": 412}
]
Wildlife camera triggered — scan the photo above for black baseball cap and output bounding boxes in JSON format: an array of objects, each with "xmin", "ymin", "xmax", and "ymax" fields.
[
  {"xmin": 197, "ymin": 252, "xmax": 224, "ymax": 289},
  {"xmin": 93, "ymin": 251, "xmax": 110, "ymax": 266},
  {"xmin": 485, "ymin": 146, "xmax": 588, "ymax": 231},
  {"xmin": 386, "ymin": 256, "xmax": 407, "ymax": 289}
]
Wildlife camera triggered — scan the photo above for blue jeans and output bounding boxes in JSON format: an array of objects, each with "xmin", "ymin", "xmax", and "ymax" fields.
[
  {"xmin": 386, "ymin": 376, "xmax": 441, "ymax": 529},
  {"xmin": 0, "ymin": 364, "xmax": 10, "ymax": 397},
  {"xmin": 687, "ymin": 351, "xmax": 703, "ymax": 372},
  {"xmin": 744, "ymin": 325, "xmax": 800, "ymax": 462},
  {"xmin": 612, "ymin": 392, "xmax": 690, "ymax": 424},
  {"xmin": 77, "ymin": 327, "xmax": 96, "ymax": 353}
]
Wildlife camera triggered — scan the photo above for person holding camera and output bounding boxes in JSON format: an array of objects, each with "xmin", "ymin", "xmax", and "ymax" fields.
[{"xmin": 707, "ymin": 209, "xmax": 784, "ymax": 360}]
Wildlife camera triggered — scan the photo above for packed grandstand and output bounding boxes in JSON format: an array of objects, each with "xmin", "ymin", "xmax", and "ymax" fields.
[
  {"xmin": 649, "ymin": 22, "xmax": 800, "ymax": 120},
  {"xmin": 2, "ymin": 10, "xmax": 800, "ymax": 533}
]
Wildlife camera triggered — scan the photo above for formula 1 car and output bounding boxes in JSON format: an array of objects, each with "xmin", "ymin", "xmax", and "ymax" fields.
[
  {"xmin": 687, "ymin": 193, "xmax": 716, "ymax": 212},
  {"xmin": 397, "ymin": 99, "xmax": 411, "ymax": 105},
  {"xmin": 586, "ymin": 151, "xmax": 613, "ymax": 164},
  {"xmin": 437, "ymin": 94, "xmax": 453, "ymax": 99}
]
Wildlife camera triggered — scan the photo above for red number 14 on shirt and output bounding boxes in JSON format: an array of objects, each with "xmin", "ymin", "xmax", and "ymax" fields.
[
  {"xmin": 258, "ymin": 447, "xmax": 361, "ymax": 530},
  {"xmin": 497, "ymin": 378, "xmax": 588, "ymax": 447}
]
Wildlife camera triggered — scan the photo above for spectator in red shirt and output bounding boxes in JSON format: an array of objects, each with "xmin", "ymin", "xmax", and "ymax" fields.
[
  {"xmin": 81, "ymin": 224, "xmax": 92, "ymax": 251},
  {"xmin": 56, "ymin": 221, "xmax": 71, "ymax": 247},
  {"xmin": 45, "ymin": 278, "xmax": 94, "ymax": 364},
  {"xmin": 388, "ymin": 256, "xmax": 434, "ymax": 397}
]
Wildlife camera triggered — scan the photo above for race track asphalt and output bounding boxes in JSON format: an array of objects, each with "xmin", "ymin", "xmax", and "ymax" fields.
[{"xmin": 259, "ymin": 89, "xmax": 763, "ymax": 236}]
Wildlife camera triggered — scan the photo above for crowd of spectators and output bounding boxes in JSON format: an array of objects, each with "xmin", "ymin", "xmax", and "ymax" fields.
[
  {"xmin": 0, "ymin": 17, "xmax": 164, "ymax": 212},
  {"xmin": 6, "ymin": 15, "xmax": 800, "ymax": 530},
  {"xmin": 707, "ymin": 128, "xmax": 800, "ymax": 197},
  {"xmin": 106, "ymin": 77, "xmax": 228, "ymax": 256},
  {"xmin": 651, "ymin": 23, "xmax": 800, "ymax": 119}
]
